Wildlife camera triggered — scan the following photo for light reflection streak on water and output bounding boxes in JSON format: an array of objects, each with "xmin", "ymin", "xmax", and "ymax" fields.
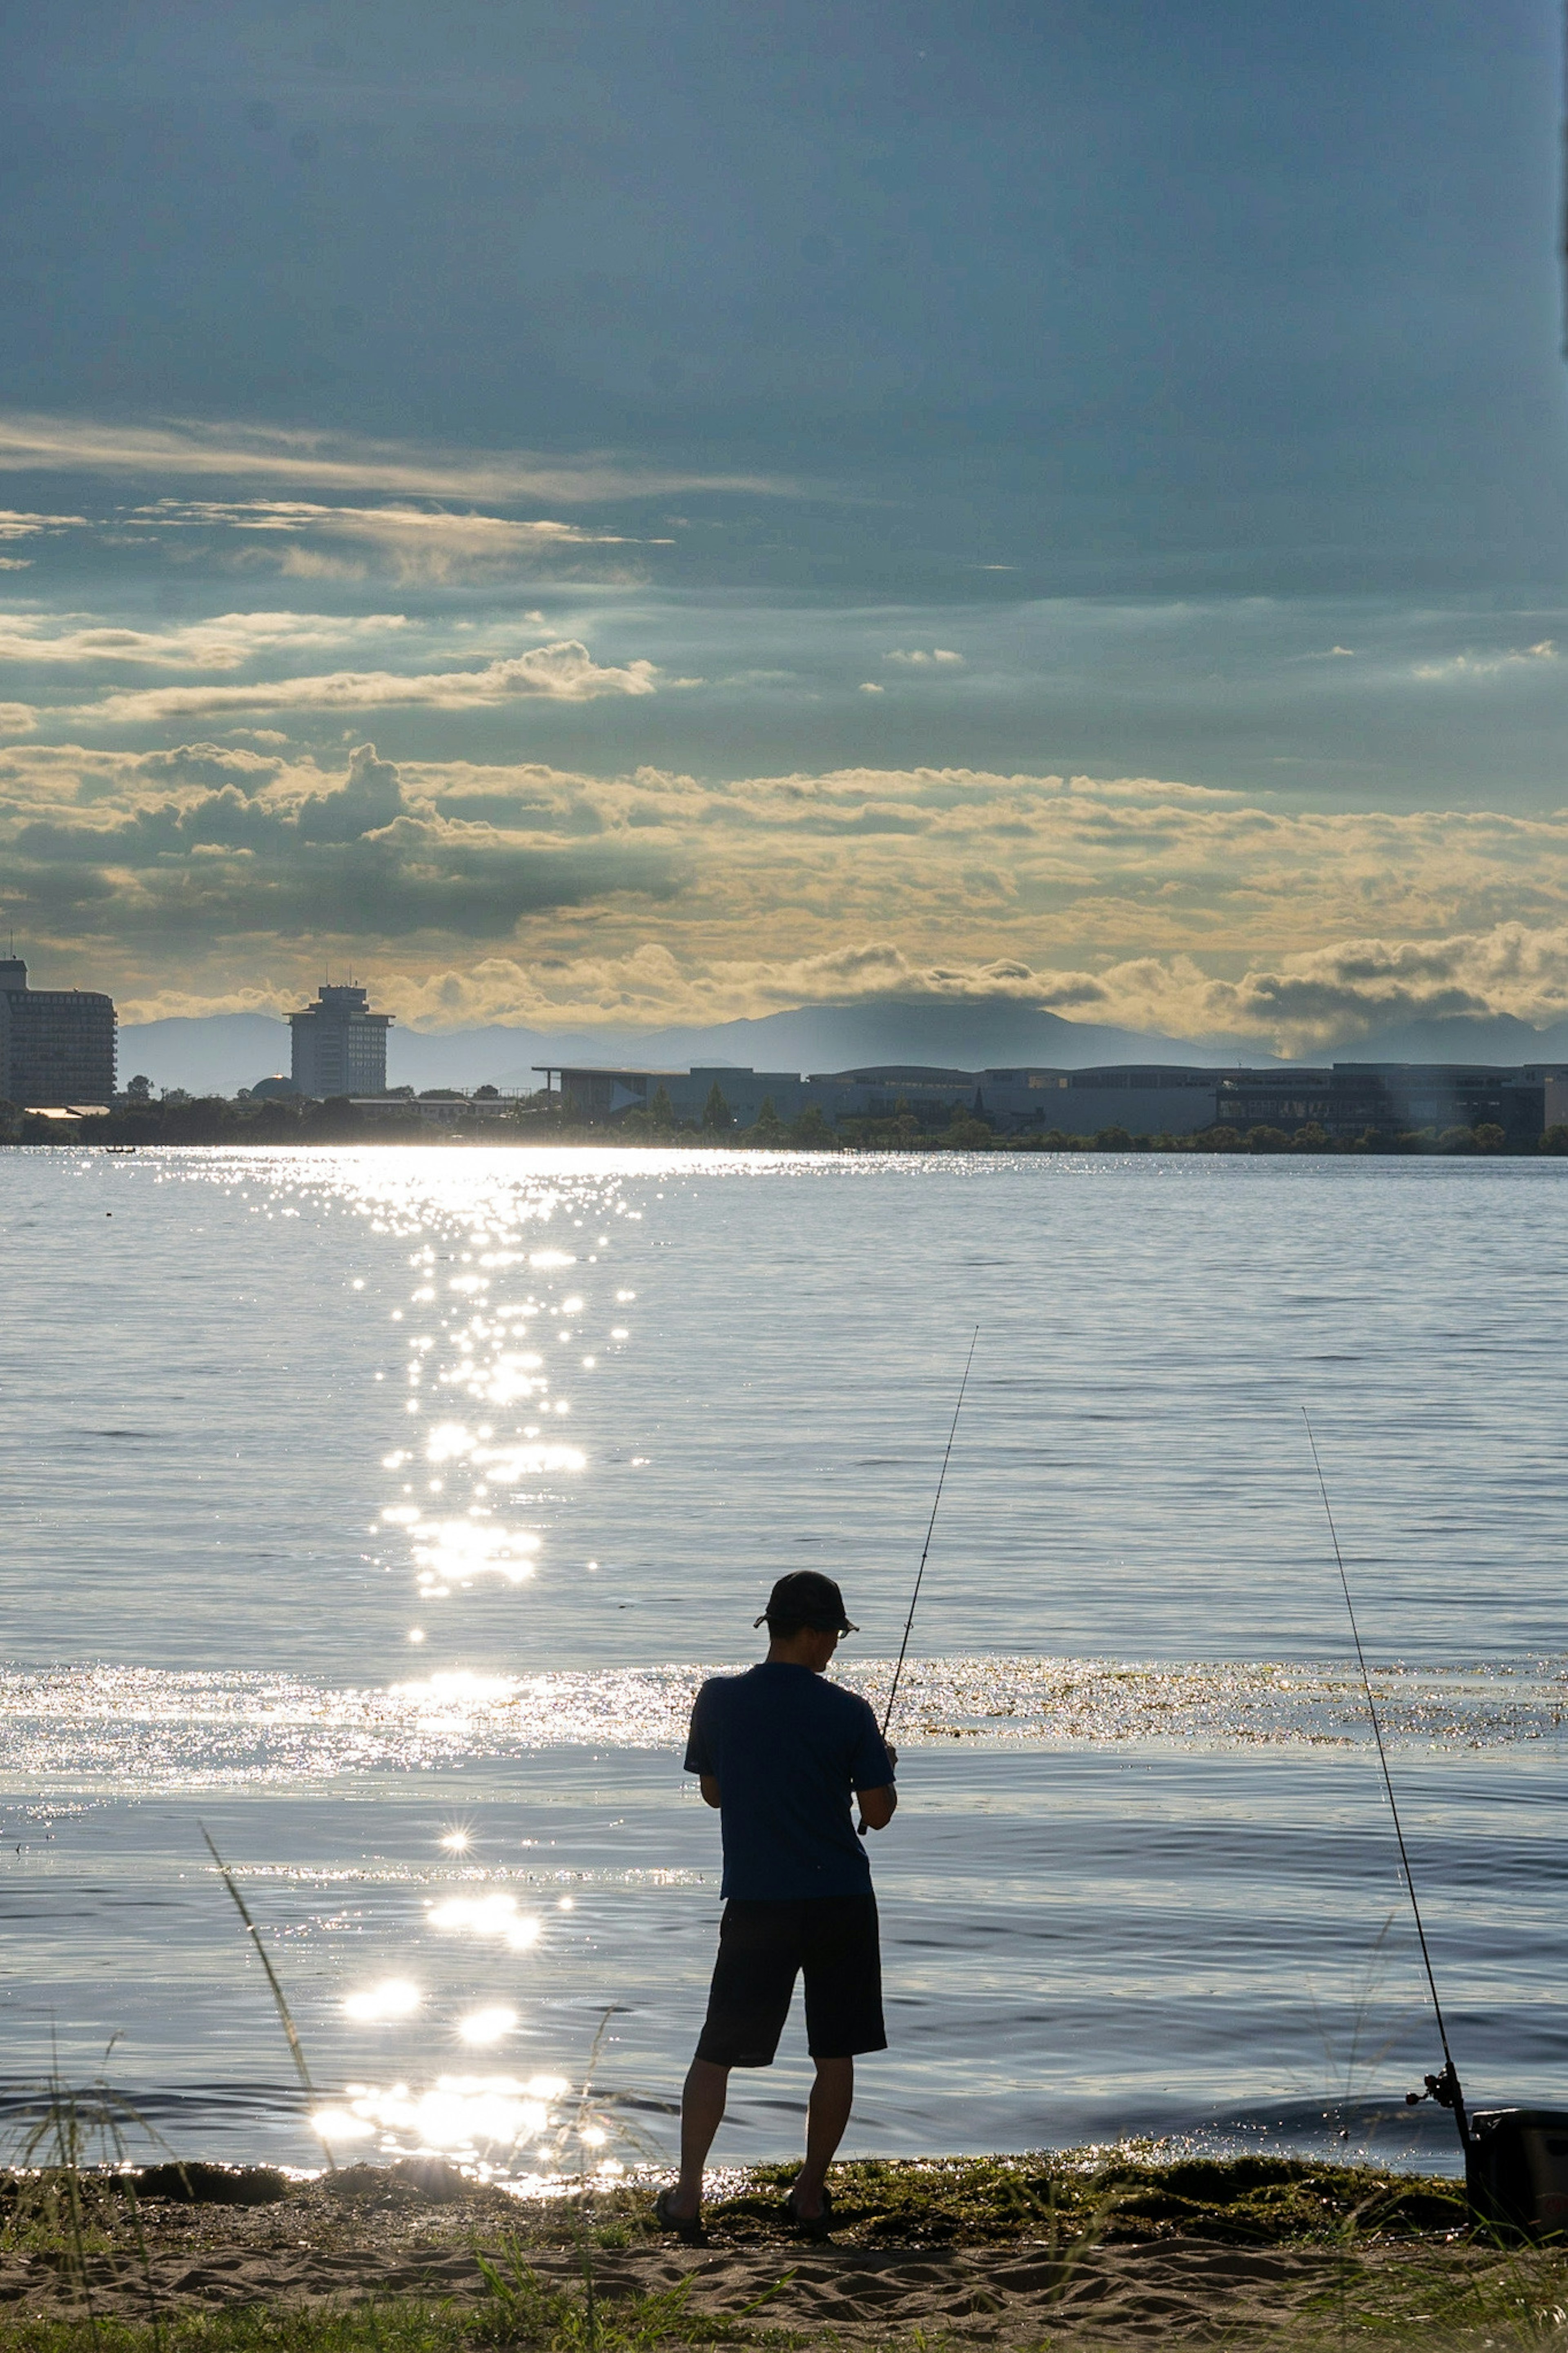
[
  {"xmin": 0, "ymin": 1657, "xmax": 1562, "ymax": 1790},
  {"xmin": 427, "ymin": 1890, "xmax": 542, "ymax": 1950},
  {"xmin": 339, "ymin": 1163, "xmax": 637, "ymax": 1623},
  {"xmin": 309, "ymin": 2065, "xmax": 648, "ymax": 2184},
  {"xmin": 314, "ymin": 2072, "xmax": 571, "ymax": 2161},
  {"xmin": 342, "ymin": 1979, "xmax": 421, "ymax": 2022},
  {"xmin": 457, "ymin": 2005, "xmax": 519, "ymax": 2045}
]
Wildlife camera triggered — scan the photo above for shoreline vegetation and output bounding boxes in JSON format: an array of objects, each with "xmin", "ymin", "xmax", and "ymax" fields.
[
  {"xmin": 2, "ymin": 2151, "xmax": 1565, "ymax": 2349},
  {"xmin": 6, "ymin": 1088, "xmax": 1568, "ymax": 1157}
]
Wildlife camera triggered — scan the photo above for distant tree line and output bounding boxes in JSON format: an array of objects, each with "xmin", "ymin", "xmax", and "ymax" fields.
[
  {"xmin": 0, "ymin": 1086, "xmax": 568, "ymax": 1147},
  {"xmin": 4, "ymin": 1080, "xmax": 1566, "ymax": 1157}
]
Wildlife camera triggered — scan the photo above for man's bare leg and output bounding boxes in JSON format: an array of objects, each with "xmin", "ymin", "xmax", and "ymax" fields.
[
  {"xmin": 790, "ymin": 2056, "xmax": 853, "ymax": 2218},
  {"xmin": 669, "ymin": 2056, "xmax": 730, "ymax": 2220}
]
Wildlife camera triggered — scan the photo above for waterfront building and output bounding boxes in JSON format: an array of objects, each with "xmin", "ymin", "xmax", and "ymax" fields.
[
  {"xmin": 0, "ymin": 957, "xmax": 116, "ymax": 1107},
  {"xmin": 533, "ymin": 1056, "xmax": 1555, "ymax": 1144},
  {"xmin": 350, "ymin": 1092, "xmax": 518, "ymax": 1126},
  {"xmin": 977, "ymin": 1065, "xmax": 1222, "ymax": 1137},
  {"xmin": 536, "ymin": 1064, "xmax": 810, "ymax": 1126},
  {"xmin": 1217, "ymin": 1064, "xmax": 1546, "ymax": 1147},
  {"xmin": 288, "ymin": 983, "xmax": 393, "ymax": 1097}
]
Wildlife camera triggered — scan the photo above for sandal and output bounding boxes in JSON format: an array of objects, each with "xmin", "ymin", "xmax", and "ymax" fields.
[
  {"xmin": 784, "ymin": 2184, "xmax": 835, "ymax": 2239},
  {"xmin": 654, "ymin": 2186, "xmax": 705, "ymax": 2243}
]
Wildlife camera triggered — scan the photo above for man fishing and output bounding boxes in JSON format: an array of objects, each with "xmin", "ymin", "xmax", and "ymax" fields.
[{"xmin": 657, "ymin": 1570, "xmax": 898, "ymax": 2239}]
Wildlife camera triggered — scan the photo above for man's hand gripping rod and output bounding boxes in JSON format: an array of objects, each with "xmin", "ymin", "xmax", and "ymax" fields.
[{"xmin": 858, "ymin": 1327, "xmax": 980, "ymax": 1832}]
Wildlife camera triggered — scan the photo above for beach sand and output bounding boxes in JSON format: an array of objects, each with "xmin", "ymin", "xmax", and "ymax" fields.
[{"xmin": 0, "ymin": 2157, "xmax": 1534, "ymax": 2344}]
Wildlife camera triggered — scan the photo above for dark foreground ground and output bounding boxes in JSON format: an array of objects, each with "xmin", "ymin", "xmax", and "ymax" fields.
[{"xmin": 0, "ymin": 2154, "xmax": 1561, "ymax": 2350}]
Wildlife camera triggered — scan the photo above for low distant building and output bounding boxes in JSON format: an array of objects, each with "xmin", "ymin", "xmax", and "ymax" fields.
[
  {"xmin": 288, "ymin": 983, "xmax": 393, "ymax": 1097},
  {"xmin": 0, "ymin": 957, "xmax": 116, "ymax": 1107},
  {"xmin": 537, "ymin": 1064, "xmax": 810, "ymax": 1126},
  {"xmin": 976, "ymin": 1065, "xmax": 1222, "ymax": 1137},
  {"xmin": 1218, "ymin": 1064, "xmax": 1545, "ymax": 1146},
  {"xmin": 529, "ymin": 1055, "xmax": 1555, "ymax": 1145},
  {"xmin": 350, "ymin": 1091, "xmax": 519, "ymax": 1126},
  {"xmin": 1525, "ymin": 1065, "xmax": 1568, "ymax": 1131},
  {"xmin": 808, "ymin": 1066, "xmax": 980, "ymax": 1123}
]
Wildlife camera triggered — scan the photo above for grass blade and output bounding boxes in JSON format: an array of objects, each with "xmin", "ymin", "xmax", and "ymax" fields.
[{"xmin": 200, "ymin": 1823, "xmax": 334, "ymax": 2172}]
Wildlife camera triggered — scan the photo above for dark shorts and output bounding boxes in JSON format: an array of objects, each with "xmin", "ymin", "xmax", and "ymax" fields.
[{"xmin": 695, "ymin": 1894, "xmax": 886, "ymax": 2067}]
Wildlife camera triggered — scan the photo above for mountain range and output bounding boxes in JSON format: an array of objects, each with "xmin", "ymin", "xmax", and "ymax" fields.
[{"xmin": 117, "ymin": 997, "xmax": 1568, "ymax": 1098}]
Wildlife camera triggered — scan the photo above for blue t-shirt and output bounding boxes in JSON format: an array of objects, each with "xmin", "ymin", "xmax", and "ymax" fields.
[{"xmin": 683, "ymin": 1663, "xmax": 896, "ymax": 1900}]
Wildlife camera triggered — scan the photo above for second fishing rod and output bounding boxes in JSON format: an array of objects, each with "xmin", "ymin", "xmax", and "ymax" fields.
[{"xmin": 1303, "ymin": 1409, "xmax": 1470, "ymax": 2155}]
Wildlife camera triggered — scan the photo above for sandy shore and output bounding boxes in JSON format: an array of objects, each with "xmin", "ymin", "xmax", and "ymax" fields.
[
  {"xmin": 0, "ymin": 2157, "xmax": 1526, "ymax": 2344},
  {"xmin": 0, "ymin": 2229, "xmax": 1384, "ymax": 2342}
]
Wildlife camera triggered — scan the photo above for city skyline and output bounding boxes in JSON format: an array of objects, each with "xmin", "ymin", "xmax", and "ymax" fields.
[{"xmin": 1, "ymin": 0, "xmax": 1565, "ymax": 1057}]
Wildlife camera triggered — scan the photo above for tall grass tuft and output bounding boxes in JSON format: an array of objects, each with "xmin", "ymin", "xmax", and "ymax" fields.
[{"xmin": 4, "ymin": 2041, "xmax": 175, "ymax": 2352}]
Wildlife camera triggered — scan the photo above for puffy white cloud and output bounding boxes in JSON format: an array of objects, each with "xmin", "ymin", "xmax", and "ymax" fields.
[
  {"xmin": 885, "ymin": 647, "xmax": 965, "ymax": 666},
  {"xmin": 73, "ymin": 642, "xmax": 663, "ymax": 723},
  {"xmin": 180, "ymin": 922, "xmax": 1568, "ymax": 1057},
  {"xmin": 993, "ymin": 926, "xmax": 1568, "ymax": 1055},
  {"xmin": 12, "ymin": 745, "xmax": 1568, "ymax": 1053}
]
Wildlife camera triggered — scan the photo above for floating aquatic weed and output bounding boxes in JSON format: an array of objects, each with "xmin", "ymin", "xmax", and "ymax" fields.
[{"xmin": 5, "ymin": 1657, "xmax": 1562, "ymax": 1795}]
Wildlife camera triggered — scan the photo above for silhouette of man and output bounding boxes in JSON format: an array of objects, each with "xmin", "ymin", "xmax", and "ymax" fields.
[{"xmin": 657, "ymin": 1571, "xmax": 898, "ymax": 2237}]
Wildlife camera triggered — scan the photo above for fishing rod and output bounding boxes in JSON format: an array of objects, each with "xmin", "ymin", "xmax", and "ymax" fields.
[
  {"xmin": 880, "ymin": 1326, "xmax": 980, "ymax": 1740},
  {"xmin": 1302, "ymin": 1408, "xmax": 1470, "ymax": 2154}
]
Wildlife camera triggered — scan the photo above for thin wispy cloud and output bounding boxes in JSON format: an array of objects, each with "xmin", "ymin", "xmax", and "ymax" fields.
[
  {"xmin": 132, "ymin": 500, "xmax": 654, "ymax": 583},
  {"xmin": 1412, "ymin": 641, "xmax": 1558, "ymax": 681},
  {"xmin": 67, "ymin": 641, "xmax": 666, "ymax": 722},
  {"xmin": 0, "ymin": 411, "xmax": 792, "ymax": 504},
  {"xmin": 0, "ymin": 509, "xmax": 87, "ymax": 540},
  {"xmin": 0, "ymin": 611, "xmax": 406, "ymax": 668}
]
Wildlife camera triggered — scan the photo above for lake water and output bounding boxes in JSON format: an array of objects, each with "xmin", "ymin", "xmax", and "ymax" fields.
[{"xmin": 2, "ymin": 1146, "xmax": 1566, "ymax": 2183}]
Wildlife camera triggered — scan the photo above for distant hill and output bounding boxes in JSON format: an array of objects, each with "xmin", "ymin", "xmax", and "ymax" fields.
[
  {"xmin": 119, "ymin": 992, "xmax": 1568, "ymax": 1099},
  {"xmin": 116, "ymin": 1013, "xmax": 617, "ymax": 1095},
  {"xmin": 120, "ymin": 995, "xmax": 1259, "ymax": 1097},
  {"xmin": 118, "ymin": 1013, "xmax": 295, "ymax": 1095},
  {"xmin": 1344, "ymin": 1012, "xmax": 1568, "ymax": 1064},
  {"xmin": 488, "ymin": 997, "xmax": 1257, "ymax": 1086}
]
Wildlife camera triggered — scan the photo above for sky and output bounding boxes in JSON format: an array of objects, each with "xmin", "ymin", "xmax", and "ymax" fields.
[{"xmin": 1, "ymin": 0, "xmax": 1566, "ymax": 1053}]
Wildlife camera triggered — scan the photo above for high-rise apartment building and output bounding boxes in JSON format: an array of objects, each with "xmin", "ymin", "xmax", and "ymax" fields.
[
  {"xmin": 0, "ymin": 958, "xmax": 117, "ymax": 1106},
  {"xmin": 288, "ymin": 983, "xmax": 393, "ymax": 1097}
]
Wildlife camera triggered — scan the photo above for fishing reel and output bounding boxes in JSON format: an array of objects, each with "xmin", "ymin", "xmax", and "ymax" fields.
[{"xmin": 1406, "ymin": 2061, "xmax": 1463, "ymax": 2113}]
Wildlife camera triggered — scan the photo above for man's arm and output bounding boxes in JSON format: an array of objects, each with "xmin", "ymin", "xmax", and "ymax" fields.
[
  {"xmin": 857, "ymin": 1781, "xmax": 897, "ymax": 1831},
  {"xmin": 684, "ymin": 1682, "xmax": 718, "ymax": 1801},
  {"xmin": 857, "ymin": 1739, "xmax": 898, "ymax": 1830}
]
